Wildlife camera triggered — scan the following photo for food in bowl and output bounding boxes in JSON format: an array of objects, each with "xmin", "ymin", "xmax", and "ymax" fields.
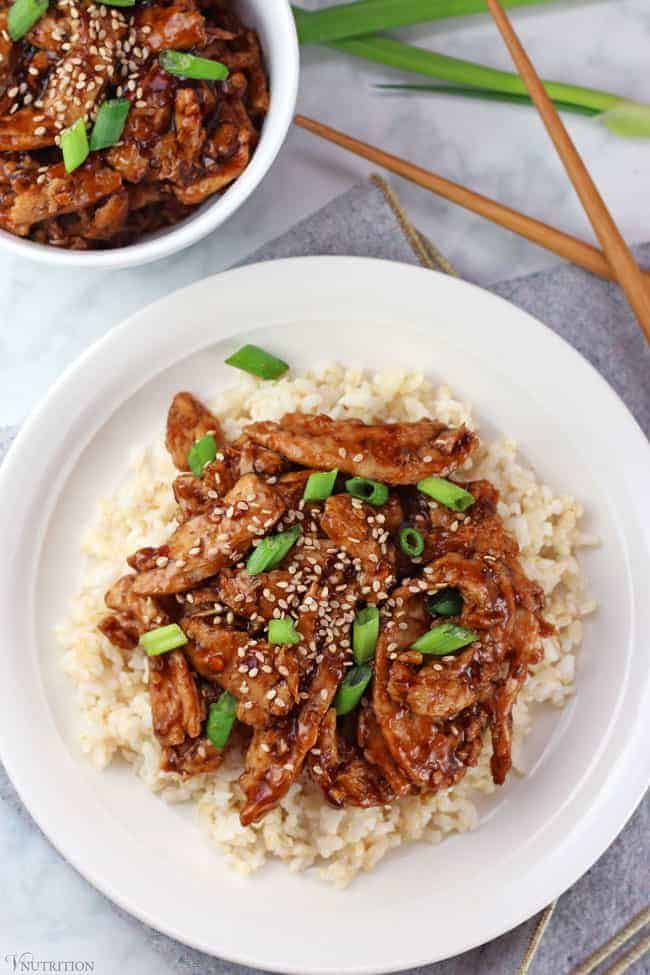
[
  {"xmin": 59, "ymin": 359, "xmax": 595, "ymax": 886},
  {"xmin": 0, "ymin": 0, "xmax": 268, "ymax": 249}
]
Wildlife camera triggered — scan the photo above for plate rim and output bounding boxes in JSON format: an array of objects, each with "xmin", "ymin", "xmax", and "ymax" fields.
[{"xmin": 0, "ymin": 256, "xmax": 648, "ymax": 974}]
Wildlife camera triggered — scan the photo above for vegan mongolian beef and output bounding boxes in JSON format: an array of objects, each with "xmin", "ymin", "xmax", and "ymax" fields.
[
  {"xmin": 97, "ymin": 353, "xmax": 554, "ymax": 829},
  {"xmin": 0, "ymin": 0, "xmax": 268, "ymax": 248}
]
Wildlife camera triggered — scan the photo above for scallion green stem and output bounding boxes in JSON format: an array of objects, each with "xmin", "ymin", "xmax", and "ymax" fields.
[
  {"xmin": 374, "ymin": 84, "xmax": 600, "ymax": 118},
  {"xmin": 345, "ymin": 476, "xmax": 389, "ymax": 506},
  {"xmin": 139, "ymin": 623, "xmax": 188, "ymax": 656},
  {"xmin": 417, "ymin": 476, "xmax": 475, "ymax": 512},
  {"xmin": 90, "ymin": 98, "xmax": 130, "ymax": 151},
  {"xmin": 60, "ymin": 118, "xmax": 89, "ymax": 173},
  {"xmin": 411, "ymin": 623, "xmax": 477, "ymax": 655},
  {"xmin": 352, "ymin": 606, "xmax": 380, "ymax": 664},
  {"xmin": 268, "ymin": 618, "xmax": 301, "ymax": 646},
  {"xmin": 225, "ymin": 344, "xmax": 289, "ymax": 380},
  {"xmin": 303, "ymin": 468, "xmax": 338, "ymax": 502},
  {"xmin": 187, "ymin": 434, "xmax": 217, "ymax": 477},
  {"xmin": 160, "ymin": 50, "xmax": 229, "ymax": 81},
  {"xmin": 246, "ymin": 526, "xmax": 301, "ymax": 576},
  {"xmin": 206, "ymin": 692, "xmax": 238, "ymax": 749},
  {"xmin": 294, "ymin": 0, "xmax": 564, "ymax": 46},
  {"xmin": 295, "ymin": 5, "xmax": 650, "ymax": 138},
  {"xmin": 427, "ymin": 588, "xmax": 463, "ymax": 617},
  {"xmin": 334, "ymin": 664, "xmax": 373, "ymax": 715},
  {"xmin": 399, "ymin": 526, "xmax": 424, "ymax": 558},
  {"xmin": 7, "ymin": 0, "xmax": 48, "ymax": 41},
  {"xmin": 331, "ymin": 35, "xmax": 621, "ymax": 116}
]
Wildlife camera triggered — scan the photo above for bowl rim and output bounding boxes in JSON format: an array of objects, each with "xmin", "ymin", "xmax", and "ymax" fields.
[{"xmin": 0, "ymin": 0, "xmax": 299, "ymax": 270}]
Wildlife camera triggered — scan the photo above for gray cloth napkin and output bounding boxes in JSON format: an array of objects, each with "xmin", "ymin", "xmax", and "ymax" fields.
[{"xmin": 1, "ymin": 178, "xmax": 648, "ymax": 975}]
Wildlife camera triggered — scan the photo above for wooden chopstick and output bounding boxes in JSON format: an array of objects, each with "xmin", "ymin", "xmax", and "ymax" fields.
[
  {"xmin": 294, "ymin": 114, "xmax": 648, "ymax": 287},
  {"xmin": 486, "ymin": 0, "xmax": 650, "ymax": 342}
]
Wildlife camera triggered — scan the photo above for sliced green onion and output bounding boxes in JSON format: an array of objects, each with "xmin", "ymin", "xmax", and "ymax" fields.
[
  {"xmin": 187, "ymin": 434, "xmax": 217, "ymax": 477},
  {"xmin": 411, "ymin": 623, "xmax": 477, "ymax": 656},
  {"xmin": 225, "ymin": 344, "xmax": 289, "ymax": 380},
  {"xmin": 206, "ymin": 692, "xmax": 238, "ymax": 749},
  {"xmin": 139, "ymin": 623, "xmax": 188, "ymax": 656},
  {"xmin": 399, "ymin": 526, "xmax": 424, "ymax": 558},
  {"xmin": 345, "ymin": 476, "xmax": 389, "ymax": 507},
  {"xmin": 303, "ymin": 468, "xmax": 338, "ymax": 502},
  {"xmin": 352, "ymin": 606, "xmax": 379, "ymax": 664},
  {"xmin": 427, "ymin": 588, "xmax": 463, "ymax": 617},
  {"xmin": 268, "ymin": 617, "xmax": 301, "ymax": 646},
  {"xmin": 246, "ymin": 525, "xmax": 301, "ymax": 576},
  {"xmin": 417, "ymin": 476, "xmax": 475, "ymax": 512},
  {"xmin": 97, "ymin": 0, "xmax": 136, "ymax": 6},
  {"xmin": 334, "ymin": 664, "xmax": 372, "ymax": 715},
  {"xmin": 89, "ymin": 98, "xmax": 130, "ymax": 151},
  {"xmin": 7, "ymin": 0, "xmax": 48, "ymax": 40},
  {"xmin": 159, "ymin": 50, "xmax": 229, "ymax": 82},
  {"xmin": 60, "ymin": 118, "xmax": 89, "ymax": 174}
]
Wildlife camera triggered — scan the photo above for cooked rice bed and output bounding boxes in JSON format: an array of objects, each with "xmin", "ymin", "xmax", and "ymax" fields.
[{"xmin": 57, "ymin": 365, "xmax": 596, "ymax": 887}]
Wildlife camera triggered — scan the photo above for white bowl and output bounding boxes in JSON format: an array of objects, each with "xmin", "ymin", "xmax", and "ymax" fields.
[{"xmin": 0, "ymin": 0, "xmax": 299, "ymax": 270}]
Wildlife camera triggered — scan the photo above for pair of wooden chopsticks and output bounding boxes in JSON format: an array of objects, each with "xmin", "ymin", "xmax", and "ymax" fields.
[{"xmin": 294, "ymin": 1, "xmax": 650, "ymax": 343}]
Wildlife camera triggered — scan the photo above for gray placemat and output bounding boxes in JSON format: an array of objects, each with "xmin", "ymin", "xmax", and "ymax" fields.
[
  {"xmin": 1, "ymin": 178, "xmax": 648, "ymax": 975},
  {"xmin": 243, "ymin": 179, "xmax": 649, "ymax": 435}
]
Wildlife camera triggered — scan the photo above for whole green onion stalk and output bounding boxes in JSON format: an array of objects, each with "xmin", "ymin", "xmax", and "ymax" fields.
[
  {"xmin": 293, "ymin": 4, "xmax": 650, "ymax": 139},
  {"xmin": 374, "ymin": 84, "xmax": 600, "ymax": 119},
  {"xmin": 293, "ymin": 0, "xmax": 566, "ymax": 46}
]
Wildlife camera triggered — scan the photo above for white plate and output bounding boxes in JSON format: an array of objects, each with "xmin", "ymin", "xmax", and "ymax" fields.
[{"xmin": 0, "ymin": 258, "xmax": 648, "ymax": 975}]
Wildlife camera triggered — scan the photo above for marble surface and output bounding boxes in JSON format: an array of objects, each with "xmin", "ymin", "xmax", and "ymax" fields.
[
  {"xmin": 2, "ymin": 177, "xmax": 648, "ymax": 974},
  {"xmin": 1, "ymin": 2, "xmax": 650, "ymax": 972},
  {"xmin": 2, "ymin": 757, "xmax": 647, "ymax": 975},
  {"xmin": 1, "ymin": 0, "xmax": 650, "ymax": 425}
]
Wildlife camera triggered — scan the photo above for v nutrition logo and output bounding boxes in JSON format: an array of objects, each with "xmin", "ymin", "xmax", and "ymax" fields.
[{"xmin": 4, "ymin": 955, "xmax": 94, "ymax": 973}]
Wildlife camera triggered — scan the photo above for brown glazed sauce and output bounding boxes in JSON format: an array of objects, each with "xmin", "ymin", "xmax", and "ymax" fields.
[{"xmin": 0, "ymin": 0, "xmax": 268, "ymax": 248}]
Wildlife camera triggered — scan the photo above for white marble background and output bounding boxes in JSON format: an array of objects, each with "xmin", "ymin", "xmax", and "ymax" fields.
[
  {"xmin": 1, "ymin": 0, "xmax": 649, "ymax": 426},
  {"xmin": 1, "ymin": 2, "xmax": 649, "ymax": 972}
]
